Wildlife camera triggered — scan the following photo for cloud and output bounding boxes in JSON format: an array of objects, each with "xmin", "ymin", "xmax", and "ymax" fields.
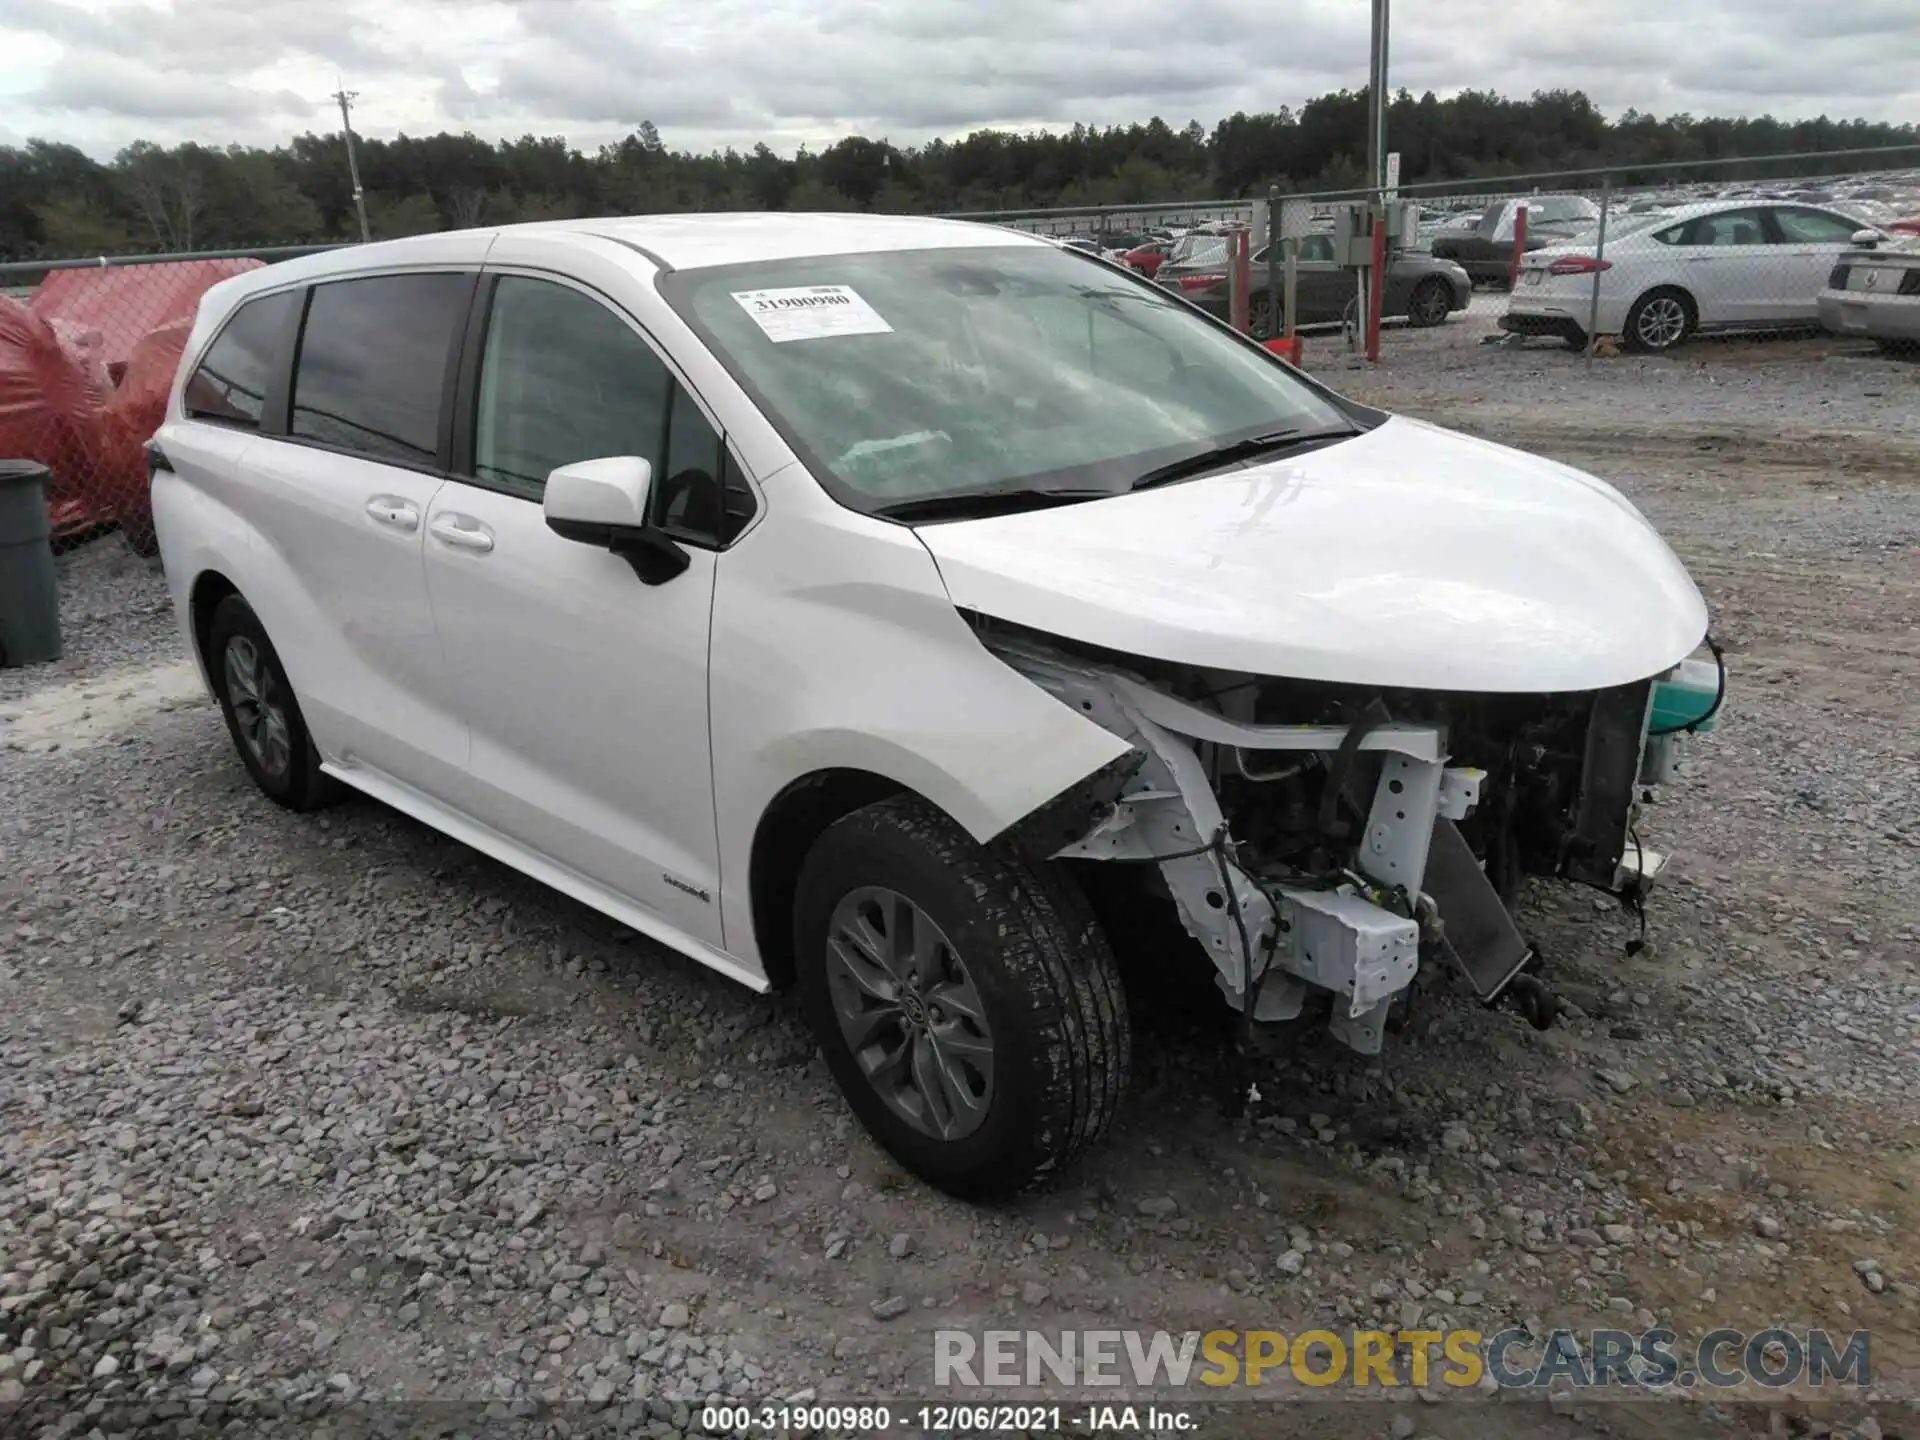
[
  {"xmin": 0, "ymin": 0, "xmax": 1916, "ymax": 159},
  {"xmin": 35, "ymin": 51, "xmax": 318, "ymax": 123}
]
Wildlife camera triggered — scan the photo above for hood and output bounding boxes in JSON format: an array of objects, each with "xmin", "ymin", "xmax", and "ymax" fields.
[{"xmin": 917, "ymin": 415, "xmax": 1709, "ymax": 693}]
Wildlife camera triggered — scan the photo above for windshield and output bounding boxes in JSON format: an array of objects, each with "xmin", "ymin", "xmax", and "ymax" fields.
[
  {"xmin": 1165, "ymin": 234, "xmax": 1232, "ymax": 268},
  {"xmin": 662, "ymin": 244, "xmax": 1354, "ymax": 515}
]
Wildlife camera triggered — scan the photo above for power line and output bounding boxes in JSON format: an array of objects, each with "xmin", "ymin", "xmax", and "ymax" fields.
[{"xmin": 333, "ymin": 84, "xmax": 372, "ymax": 243}]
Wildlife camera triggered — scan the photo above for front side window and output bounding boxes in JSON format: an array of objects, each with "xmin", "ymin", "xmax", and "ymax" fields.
[
  {"xmin": 290, "ymin": 273, "xmax": 471, "ymax": 465},
  {"xmin": 1771, "ymin": 208, "xmax": 1862, "ymax": 244},
  {"xmin": 663, "ymin": 243, "xmax": 1355, "ymax": 515},
  {"xmin": 184, "ymin": 290, "xmax": 298, "ymax": 427},
  {"xmin": 473, "ymin": 276, "xmax": 670, "ymax": 497}
]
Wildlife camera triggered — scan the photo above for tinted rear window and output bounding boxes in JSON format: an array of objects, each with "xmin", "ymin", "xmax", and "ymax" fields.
[
  {"xmin": 290, "ymin": 273, "xmax": 472, "ymax": 466},
  {"xmin": 184, "ymin": 290, "xmax": 298, "ymax": 427}
]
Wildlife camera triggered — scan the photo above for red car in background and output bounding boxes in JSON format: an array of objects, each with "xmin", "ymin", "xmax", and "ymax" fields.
[
  {"xmin": 1121, "ymin": 240, "xmax": 1173, "ymax": 277},
  {"xmin": 1889, "ymin": 216, "xmax": 1920, "ymax": 237}
]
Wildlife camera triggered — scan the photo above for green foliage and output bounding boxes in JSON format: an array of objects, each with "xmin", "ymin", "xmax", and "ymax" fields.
[
  {"xmin": 31, "ymin": 195, "xmax": 134, "ymax": 255},
  {"xmin": 365, "ymin": 192, "xmax": 443, "ymax": 239},
  {"xmin": 2, "ymin": 90, "xmax": 1915, "ymax": 262}
]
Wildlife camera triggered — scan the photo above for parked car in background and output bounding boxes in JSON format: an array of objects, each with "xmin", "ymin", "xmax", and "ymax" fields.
[
  {"xmin": 151, "ymin": 212, "xmax": 1714, "ymax": 1198},
  {"xmin": 1888, "ymin": 216, "xmax": 1920, "ymax": 237},
  {"xmin": 1157, "ymin": 232, "xmax": 1471, "ymax": 332},
  {"xmin": 1818, "ymin": 235, "xmax": 1920, "ymax": 354},
  {"xmin": 1121, "ymin": 240, "xmax": 1173, "ymax": 277},
  {"xmin": 1502, "ymin": 200, "xmax": 1882, "ymax": 352},
  {"xmin": 1098, "ymin": 231, "xmax": 1166, "ymax": 253},
  {"xmin": 1432, "ymin": 195, "xmax": 1602, "ymax": 285}
]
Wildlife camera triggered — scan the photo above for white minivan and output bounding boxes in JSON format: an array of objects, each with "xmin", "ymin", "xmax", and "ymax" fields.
[{"xmin": 153, "ymin": 213, "xmax": 1719, "ymax": 1196}]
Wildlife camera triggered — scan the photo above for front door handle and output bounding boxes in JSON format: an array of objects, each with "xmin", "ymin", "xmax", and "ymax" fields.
[
  {"xmin": 429, "ymin": 514, "xmax": 495, "ymax": 553},
  {"xmin": 365, "ymin": 495, "xmax": 419, "ymax": 531}
]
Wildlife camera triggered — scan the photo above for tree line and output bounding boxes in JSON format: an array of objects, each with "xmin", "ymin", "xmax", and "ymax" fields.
[{"xmin": 3, "ymin": 89, "xmax": 1915, "ymax": 263}]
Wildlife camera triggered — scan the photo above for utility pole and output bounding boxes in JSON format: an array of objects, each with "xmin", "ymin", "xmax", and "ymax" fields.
[
  {"xmin": 334, "ymin": 84, "xmax": 372, "ymax": 243},
  {"xmin": 1366, "ymin": 0, "xmax": 1390, "ymax": 190},
  {"xmin": 1359, "ymin": 0, "xmax": 1390, "ymax": 358}
]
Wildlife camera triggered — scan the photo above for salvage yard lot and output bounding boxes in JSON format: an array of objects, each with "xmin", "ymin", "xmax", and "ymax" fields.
[{"xmin": 3, "ymin": 339, "xmax": 1918, "ymax": 1438}]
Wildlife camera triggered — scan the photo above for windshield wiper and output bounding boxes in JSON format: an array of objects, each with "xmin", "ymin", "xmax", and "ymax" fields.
[
  {"xmin": 1128, "ymin": 427, "xmax": 1358, "ymax": 491},
  {"xmin": 874, "ymin": 487, "xmax": 1112, "ymax": 523}
]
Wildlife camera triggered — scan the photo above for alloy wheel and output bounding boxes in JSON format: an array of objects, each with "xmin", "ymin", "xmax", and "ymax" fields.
[
  {"xmin": 825, "ymin": 886, "xmax": 995, "ymax": 1141},
  {"xmin": 1636, "ymin": 295, "xmax": 1689, "ymax": 350},
  {"xmin": 1250, "ymin": 296, "xmax": 1278, "ymax": 340},
  {"xmin": 223, "ymin": 635, "xmax": 292, "ymax": 778}
]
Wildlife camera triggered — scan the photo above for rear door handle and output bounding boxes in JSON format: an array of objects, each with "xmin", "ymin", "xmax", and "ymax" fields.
[
  {"xmin": 365, "ymin": 495, "xmax": 419, "ymax": 531},
  {"xmin": 429, "ymin": 514, "xmax": 494, "ymax": 553}
]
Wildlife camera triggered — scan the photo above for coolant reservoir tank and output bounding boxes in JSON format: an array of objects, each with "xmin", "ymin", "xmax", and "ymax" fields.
[{"xmin": 1651, "ymin": 656, "xmax": 1722, "ymax": 734}]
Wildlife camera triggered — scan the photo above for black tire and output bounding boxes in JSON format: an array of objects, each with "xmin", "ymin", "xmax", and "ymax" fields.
[
  {"xmin": 794, "ymin": 794, "xmax": 1129, "ymax": 1198},
  {"xmin": 1249, "ymin": 292, "xmax": 1282, "ymax": 340},
  {"xmin": 1406, "ymin": 277, "xmax": 1453, "ymax": 328},
  {"xmin": 206, "ymin": 594, "xmax": 340, "ymax": 811},
  {"xmin": 1623, "ymin": 287, "xmax": 1696, "ymax": 353},
  {"xmin": 1874, "ymin": 337, "xmax": 1917, "ymax": 359}
]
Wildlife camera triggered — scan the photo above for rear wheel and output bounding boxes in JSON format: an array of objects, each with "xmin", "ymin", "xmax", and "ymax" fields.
[
  {"xmin": 1406, "ymin": 277, "xmax": 1453, "ymax": 328},
  {"xmin": 207, "ymin": 595, "xmax": 340, "ymax": 811},
  {"xmin": 794, "ymin": 794, "xmax": 1129, "ymax": 1197},
  {"xmin": 1624, "ymin": 287, "xmax": 1695, "ymax": 352}
]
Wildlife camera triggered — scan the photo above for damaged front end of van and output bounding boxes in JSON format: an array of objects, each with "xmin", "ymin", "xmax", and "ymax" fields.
[
  {"xmin": 986, "ymin": 625, "xmax": 1722, "ymax": 1050},
  {"xmin": 918, "ymin": 415, "xmax": 1723, "ymax": 1053}
]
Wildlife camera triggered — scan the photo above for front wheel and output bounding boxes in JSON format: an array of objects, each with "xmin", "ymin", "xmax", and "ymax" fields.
[{"xmin": 794, "ymin": 795, "xmax": 1129, "ymax": 1197}]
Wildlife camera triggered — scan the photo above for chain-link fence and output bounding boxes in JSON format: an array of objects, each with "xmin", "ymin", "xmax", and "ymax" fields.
[
  {"xmin": 5, "ymin": 147, "xmax": 1918, "ymax": 557},
  {"xmin": 971, "ymin": 143, "xmax": 1920, "ymax": 363},
  {"xmin": 0, "ymin": 245, "xmax": 339, "ymax": 554}
]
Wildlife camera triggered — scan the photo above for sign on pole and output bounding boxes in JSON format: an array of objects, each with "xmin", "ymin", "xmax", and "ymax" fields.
[{"xmin": 1384, "ymin": 151, "xmax": 1401, "ymax": 199}]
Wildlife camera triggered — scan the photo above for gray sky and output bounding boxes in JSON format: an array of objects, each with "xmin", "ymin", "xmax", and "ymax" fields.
[{"xmin": 2, "ymin": 0, "xmax": 1916, "ymax": 158}]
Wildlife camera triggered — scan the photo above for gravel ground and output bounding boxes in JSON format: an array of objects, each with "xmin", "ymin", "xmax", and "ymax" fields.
[{"xmin": 3, "ymin": 333, "xmax": 1917, "ymax": 1440}]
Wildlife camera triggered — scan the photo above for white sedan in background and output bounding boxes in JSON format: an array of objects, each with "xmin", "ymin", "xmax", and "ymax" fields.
[{"xmin": 1502, "ymin": 200, "xmax": 1879, "ymax": 352}]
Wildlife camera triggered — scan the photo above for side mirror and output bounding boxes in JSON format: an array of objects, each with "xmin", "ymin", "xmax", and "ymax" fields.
[
  {"xmin": 1851, "ymin": 229, "xmax": 1882, "ymax": 249},
  {"xmin": 543, "ymin": 455, "xmax": 689, "ymax": 585}
]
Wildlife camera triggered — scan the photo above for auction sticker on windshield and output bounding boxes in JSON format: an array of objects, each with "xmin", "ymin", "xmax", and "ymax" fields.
[{"xmin": 732, "ymin": 285, "xmax": 893, "ymax": 342}]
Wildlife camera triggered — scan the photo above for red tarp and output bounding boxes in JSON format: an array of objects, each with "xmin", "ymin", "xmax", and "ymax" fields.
[
  {"xmin": 31, "ymin": 258, "xmax": 260, "ymax": 370},
  {"xmin": 0, "ymin": 295, "xmax": 107, "ymax": 534},
  {"xmin": 97, "ymin": 318, "xmax": 194, "ymax": 552},
  {"xmin": 3, "ymin": 258, "xmax": 264, "ymax": 540}
]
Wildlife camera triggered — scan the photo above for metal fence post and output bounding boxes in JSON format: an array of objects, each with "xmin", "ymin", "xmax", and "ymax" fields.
[
  {"xmin": 1230, "ymin": 230, "xmax": 1252, "ymax": 333},
  {"xmin": 1266, "ymin": 185, "xmax": 1281, "ymax": 338},
  {"xmin": 1366, "ymin": 191, "xmax": 1386, "ymax": 362},
  {"xmin": 1585, "ymin": 176, "xmax": 1612, "ymax": 361},
  {"xmin": 1285, "ymin": 237, "xmax": 1299, "ymax": 342}
]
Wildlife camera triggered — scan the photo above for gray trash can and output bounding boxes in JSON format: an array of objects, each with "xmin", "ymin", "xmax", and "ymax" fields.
[{"xmin": 0, "ymin": 460, "xmax": 63, "ymax": 667}]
